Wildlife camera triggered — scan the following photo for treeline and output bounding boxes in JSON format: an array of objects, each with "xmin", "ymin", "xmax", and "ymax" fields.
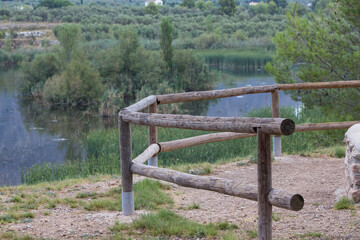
[
  {"xmin": 0, "ymin": 2, "xmax": 306, "ymax": 50},
  {"xmin": 21, "ymin": 22, "xmax": 215, "ymax": 115}
]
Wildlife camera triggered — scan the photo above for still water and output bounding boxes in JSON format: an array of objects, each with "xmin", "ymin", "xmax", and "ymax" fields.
[{"xmin": 0, "ymin": 67, "xmax": 300, "ymax": 186}]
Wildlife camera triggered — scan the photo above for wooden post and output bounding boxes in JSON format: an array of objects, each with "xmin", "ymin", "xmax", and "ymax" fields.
[
  {"xmin": 148, "ymin": 102, "xmax": 158, "ymax": 167},
  {"xmin": 271, "ymin": 89, "xmax": 281, "ymax": 157},
  {"xmin": 119, "ymin": 116, "xmax": 134, "ymax": 216},
  {"xmin": 257, "ymin": 129, "xmax": 272, "ymax": 240}
]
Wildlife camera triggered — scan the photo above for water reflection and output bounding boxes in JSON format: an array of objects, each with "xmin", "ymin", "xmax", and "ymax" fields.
[
  {"xmin": 206, "ymin": 69, "xmax": 301, "ymax": 117},
  {"xmin": 0, "ymin": 67, "xmax": 115, "ymax": 186}
]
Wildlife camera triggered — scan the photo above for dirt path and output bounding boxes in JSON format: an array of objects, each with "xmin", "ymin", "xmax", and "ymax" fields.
[{"xmin": 2, "ymin": 156, "xmax": 359, "ymax": 239}]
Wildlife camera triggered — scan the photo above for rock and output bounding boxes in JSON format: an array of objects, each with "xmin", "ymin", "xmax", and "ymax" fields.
[{"xmin": 334, "ymin": 187, "xmax": 347, "ymax": 202}]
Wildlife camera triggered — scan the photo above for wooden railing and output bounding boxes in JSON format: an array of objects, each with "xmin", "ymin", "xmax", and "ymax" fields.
[{"xmin": 118, "ymin": 80, "xmax": 360, "ymax": 240}]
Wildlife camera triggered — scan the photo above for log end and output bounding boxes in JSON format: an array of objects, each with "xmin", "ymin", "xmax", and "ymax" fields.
[
  {"xmin": 281, "ymin": 119, "xmax": 296, "ymax": 135},
  {"xmin": 290, "ymin": 194, "xmax": 304, "ymax": 211}
]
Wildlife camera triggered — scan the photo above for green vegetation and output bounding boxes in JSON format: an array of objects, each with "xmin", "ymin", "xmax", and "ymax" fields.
[
  {"xmin": 37, "ymin": 0, "xmax": 73, "ymax": 9},
  {"xmin": 266, "ymin": 0, "xmax": 360, "ymax": 119},
  {"xmin": 110, "ymin": 209, "xmax": 237, "ymax": 238},
  {"xmin": 246, "ymin": 229, "xmax": 257, "ymax": 239},
  {"xmin": 334, "ymin": 197, "xmax": 355, "ymax": 210}
]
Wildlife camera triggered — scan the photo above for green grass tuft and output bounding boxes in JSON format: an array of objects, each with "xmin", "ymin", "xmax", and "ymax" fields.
[
  {"xmin": 246, "ymin": 229, "xmax": 257, "ymax": 239},
  {"xmin": 334, "ymin": 197, "xmax": 355, "ymax": 210},
  {"xmin": 111, "ymin": 209, "xmax": 219, "ymax": 238}
]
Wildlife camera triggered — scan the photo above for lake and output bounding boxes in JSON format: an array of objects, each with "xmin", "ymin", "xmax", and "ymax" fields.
[{"xmin": 0, "ymin": 67, "xmax": 300, "ymax": 186}]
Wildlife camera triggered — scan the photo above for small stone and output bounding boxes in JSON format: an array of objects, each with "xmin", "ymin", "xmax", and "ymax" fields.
[{"xmin": 349, "ymin": 189, "xmax": 360, "ymax": 203}]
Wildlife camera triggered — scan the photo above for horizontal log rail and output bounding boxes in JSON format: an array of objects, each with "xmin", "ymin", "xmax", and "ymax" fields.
[
  {"xmin": 125, "ymin": 95, "xmax": 157, "ymax": 112},
  {"xmin": 156, "ymin": 80, "xmax": 360, "ymax": 105},
  {"xmin": 120, "ymin": 110, "xmax": 295, "ymax": 135},
  {"xmin": 131, "ymin": 162, "xmax": 304, "ymax": 211},
  {"xmin": 295, "ymin": 121, "xmax": 360, "ymax": 132},
  {"xmin": 159, "ymin": 132, "xmax": 256, "ymax": 152},
  {"xmin": 132, "ymin": 144, "xmax": 160, "ymax": 164}
]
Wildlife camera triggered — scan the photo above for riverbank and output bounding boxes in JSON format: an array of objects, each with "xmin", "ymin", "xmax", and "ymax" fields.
[{"xmin": 1, "ymin": 155, "xmax": 359, "ymax": 239}]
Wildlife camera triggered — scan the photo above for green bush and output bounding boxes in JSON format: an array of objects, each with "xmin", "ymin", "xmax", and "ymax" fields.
[{"xmin": 43, "ymin": 57, "xmax": 103, "ymax": 106}]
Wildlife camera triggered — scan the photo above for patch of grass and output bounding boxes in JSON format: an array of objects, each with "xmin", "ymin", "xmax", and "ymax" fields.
[
  {"xmin": 43, "ymin": 211, "xmax": 51, "ymax": 216},
  {"xmin": 187, "ymin": 202, "xmax": 200, "ymax": 210},
  {"xmin": 246, "ymin": 229, "xmax": 257, "ymax": 239},
  {"xmin": 84, "ymin": 199, "xmax": 119, "ymax": 211},
  {"xmin": 221, "ymin": 231, "xmax": 238, "ymax": 240},
  {"xmin": 296, "ymin": 232, "xmax": 323, "ymax": 239},
  {"xmin": 76, "ymin": 192, "xmax": 98, "ymax": 199},
  {"xmin": 0, "ymin": 212, "xmax": 34, "ymax": 224},
  {"xmin": 215, "ymin": 221, "xmax": 238, "ymax": 230},
  {"xmin": 0, "ymin": 230, "xmax": 38, "ymax": 239},
  {"xmin": 133, "ymin": 179, "xmax": 173, "ymax": 210},
  {"xmin": 334, "ymin": 197, "xmax": 355, "ymax": 210},
  {"xmin": 334, "ymin": 145, "xmax": 346, "ymax": 158},
  {"xmin": 111, "ymin": 209, "xmax": 219, "ymax": 238}
]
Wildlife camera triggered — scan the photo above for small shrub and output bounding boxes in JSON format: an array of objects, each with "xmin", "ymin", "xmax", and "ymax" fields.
[
  {"xmin": 334, "ymin": 197, "xmax": 355, "ymax": 210},
  {"xmin": 334, "ymin": 146, "xmax": 345, "ymax": 158}
]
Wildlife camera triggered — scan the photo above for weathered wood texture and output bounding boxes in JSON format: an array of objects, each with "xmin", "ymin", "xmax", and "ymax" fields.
[
  {"xmin": 148, "ymin": 102, "xmax": 158, "ymax": 167},
  {"xmin": 271, "ymin": 89, "xmax": 282, "ymax": 157},
  {"xmin": 132, "ymin": 144, "xmax": 160, "ymax": 164},
  {"xmin": 124, "ymin": 95, "xmax": 157, "ymax": 112},
  {"xmin": 120, "ymin": 110, "xmax": 295, "ymax": 135},
  {"xmin": 159, "ymin": 132, "xmax": 256, "ymax": 152},
  {"xmin": 119, "ymin": 117, "xmax": 133, "ymax": 192},
  {"xmin": 157, "ymin": 85, "xmax": 277, "ymax": 104},
  {"xmin": 130, "ymin": 162, "xmax": 304, "ymax": 211},
  {"xmin": 269, "ymin": 189, "xmax": 304, "ymax": 211},
  {"xmin": 257, "ymin": 130, "xmax": 272, "ymax": 240},
  {"xmin": 156, "ymin": 80, "xmax": 360, "ymax": 104},
  {"xmin": 295, "ymin": 121, "xmax": 360, "ymax": 132},
  {"xmin": 148, "ymin": 103, "xmax": 158, "ymax": 145},
  {"xmin": 278, "ymin": 80, "xmax": 360, "ymax": 91}
]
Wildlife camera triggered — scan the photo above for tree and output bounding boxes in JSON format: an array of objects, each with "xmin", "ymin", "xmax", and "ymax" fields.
[
  {"xmin": 196, "ymin": 0, "xmax": 206, "ymax": 10},
  {"xmin": 267, "ymin": 1, "xmax": 278, "ymax": 15},
  {"xmin": 53, "ymin": 24, "xmax": 81, "ymax": 63},
  {"xmin": 37, "ymin": 0, "xmax": 73, "ymax": 9},
  {"xmin": 160, "ymin": 17, "xmax": 174, "ymax": 72},
  {"xmin": 219, "ymin": 0, "xmax": 236, "ymax": 16},
  {"xmin": 180, "ymin": 0, "xmax": 195, "ymax": 8},
  {"xmin": 266, "ymin": 0, "xmax": 360, "ymax": 118},
  {"xmin": 144, "ymin": 2, "xmax": 159, "ymax": 15}
]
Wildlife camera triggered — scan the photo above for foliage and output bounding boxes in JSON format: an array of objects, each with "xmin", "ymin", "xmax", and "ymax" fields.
[
  {"xmin": 43, "ymin": 57, "xmax": 102, "ymax": 106},
  {"xmin": 219, "ymin": 0, "xmax": 236, "ymax": 16},
  {"xmin": 21, "ymin": 53, "xmax": 60, "ymax": 96},
  {"xmin": 160, "ymin": 17, "xmax": 174, "ymax": 71},
  {"xmin": 53, "ymin": 24, "xmax": 81, "ymax": 63},
  {"xmin": 144, "ymin": 2, "xmax": 159, "ymax": 15},
  {"xmin": 111, "ymin": 209, "xmax": 218, "ymax": 237},
  {"xmin": 37, "ymin": 0, "xmax": 73, "ymax": 9},
  {"xmin": 266, "ymin": 0, "xmax": 360, "ymax": 119},
  {"xmin": 334, "ymin": 197, "xmax": 355, "ymax": 210},
  {"xmin": 180, "ymin": 0, "xmax": 195, "ymax": 8}
]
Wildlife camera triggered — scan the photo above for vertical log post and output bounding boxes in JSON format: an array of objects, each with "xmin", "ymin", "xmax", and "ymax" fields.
[
  {"xmin": 271, "ymin": 89, "xmax": 281, "ymax": 157},
  {"xmin": 119, "ymin": 117, "xmax": 134, "ymax": 216},
  {"xmin": 257, "ymin": 129, "xmax": 272, "ymax": 240},
  {"xmin": 148, "ymin": 102, "xmax": 158, "ymax": 167}
]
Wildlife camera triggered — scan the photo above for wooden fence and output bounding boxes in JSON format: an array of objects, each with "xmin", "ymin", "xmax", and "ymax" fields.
[{"xmin": 118, "ymin": 80, "xmax": 360, "ymax": 240}]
